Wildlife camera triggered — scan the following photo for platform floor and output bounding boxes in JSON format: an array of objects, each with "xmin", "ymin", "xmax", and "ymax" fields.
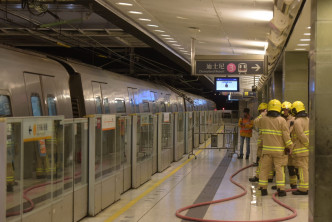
[{"xmin": 82, "ymin": 128, "xmax": 309, "ymax": 222}]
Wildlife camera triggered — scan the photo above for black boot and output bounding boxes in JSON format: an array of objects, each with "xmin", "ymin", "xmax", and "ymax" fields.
[
  {"xmin": 253, "ymin": 157, "xmax": 260, "ymax": 166},
  {"xmin": 245, "ymin": 155, "xmax": 249, "ymax": 159},
  {"xmin": 237, "ymin": 154, "xmax": 243, "ymax": 159},
  {"xmin": 292, "ymin": 190, "xmax": 308, "ymax": 195},
  {"xmin": 261, "ymin": 189, "xmax": 268, "ymax": 196},
  {"xmin": 271, "ymin": 185, "xmax": 277, "ymax": 190},
  {"xmin": 249, "ymin": 176, "xmax": 259, "ymax": 182},
  {"xmin": 268, "ymin": 178, "xmax": 273, "ymax": 183},
  {"xmin": 277, "ymin": 188, "xmax": 287, "ymax": 197},
  {"xmin": 290, "ymin": 184, "xmax": 297, "ymax": 189},
  {"xmin": 7, "ymin": 184, "xmax": 13, "ymax": 192}
]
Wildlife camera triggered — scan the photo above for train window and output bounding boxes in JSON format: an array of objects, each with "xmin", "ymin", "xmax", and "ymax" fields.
[
  {"xmin": 152, "ymin": 103, "xmax": 158, "ymax": 113},
  {"xmin": 95, "ymin": 96, "xmax": 102, "ymax": 114},
  {"xmin": 143, "ymin": 102, "xmax": 150, "ymax": 113},
  {"xmin": 47, "ymin": 95, "xmax": 57, "ymax": 116},
  {"xmin": 0, "ymin": 95, "xmax": 12, "ymax": 116},
  {"xmin": 103, "ymin": 98, "xmax": 110, "ymax": 114},
  {"xmin": 172, "ymin": 104, "xmax": 178, "ymax": 112},
  {"xmin": 31, "ymin": 94, "xmax": 42, "ymax": 116},
  {"xmin": 160, "ymin": 102, "xmax": 166, "ymax": 112},
  {"xmin": 115, "ymin": 100, "xmax": 126, "ymax": 113}
]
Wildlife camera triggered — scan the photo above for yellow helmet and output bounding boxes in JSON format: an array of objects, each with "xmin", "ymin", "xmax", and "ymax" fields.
[
  {"xmin": 268, "ymin": 99, "xmax": 282, "ymax": 112},
  {"xmin": 281, "ymin": 101, "xmax": 292, "ymax": 110},
  {"xmin": 257, "ymin": 103, "xmax": 268, "ymax": 111},
  {"xmin": 291, "ymin": 101, "xmax": 305, "ymax": 114}
]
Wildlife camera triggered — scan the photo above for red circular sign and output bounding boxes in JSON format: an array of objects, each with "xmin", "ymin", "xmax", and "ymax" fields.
[{"xmin": 227, "ymin": 63, "xmax": 236, "ymax": 73}]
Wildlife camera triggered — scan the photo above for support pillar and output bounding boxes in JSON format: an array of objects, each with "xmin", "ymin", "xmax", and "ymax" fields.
[{"xmin": 309, "ymin": 0, "xmax": 332, "ymax": 221}]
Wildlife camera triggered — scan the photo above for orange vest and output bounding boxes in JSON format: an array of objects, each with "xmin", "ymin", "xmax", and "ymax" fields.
[{"xmin": 239, "ymin": 116, "xmax": 253, "ymax": 137}]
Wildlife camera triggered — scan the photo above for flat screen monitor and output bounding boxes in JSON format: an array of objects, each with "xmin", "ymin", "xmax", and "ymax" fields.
[{"xmin": 215, "ymin": 77, "xmax": 239, "ymax": 92}]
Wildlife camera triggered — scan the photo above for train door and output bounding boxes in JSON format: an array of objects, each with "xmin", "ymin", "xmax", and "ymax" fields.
[
  {"xmin": 128, "ymin": 87, "xmax": 139, "ymax": 113},
  {"xmin": 24, "ymin": 73, "xmax": 57, "ymax": 116},
  {"xmin": 150, "ymin": 91, "xmax": 158, "ymax": 113},
  {"xmin": 91, "ymin": 81, "xmax": 108, "ymax": 114}
]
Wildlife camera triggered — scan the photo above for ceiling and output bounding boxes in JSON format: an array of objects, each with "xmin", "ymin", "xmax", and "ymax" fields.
[{"xmin": 0, "ymin": 0, "xmax": 309, "ymax": 100}]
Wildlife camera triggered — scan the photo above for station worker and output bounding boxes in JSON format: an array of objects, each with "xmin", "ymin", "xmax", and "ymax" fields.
[
  {"xmin": 290, "ymin": 101, "xmax": 309, "ymax": 195},
  {"xmin": 238, "ymin": 108, "xmax": 254, "ymax": 159},
  {"xmin": 249, "ymin": 102, "xmax": 267, "ymax": 182},
  {"xmin": 258, "ymin": 99, "xmax": 293, "ymax": 197}
]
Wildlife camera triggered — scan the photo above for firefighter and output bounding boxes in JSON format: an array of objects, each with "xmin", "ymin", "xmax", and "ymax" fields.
[
  {"xmin": 291, "ymin": 101, "xmax": 309, "ymax": 195},
  {"xmin": 258, "ymin": 99, "xmax": 293, "ymax": 197},
  {"xmin": 272, "ymin": 101, "xmax": 297, "ymax": 190},
  {"xmin": 249, "ymin": 103, "xmax": 267, "ymax": 182},
  {"xmin": 238, "ymin": 108, "xmax": 254, "ymax": 159}
]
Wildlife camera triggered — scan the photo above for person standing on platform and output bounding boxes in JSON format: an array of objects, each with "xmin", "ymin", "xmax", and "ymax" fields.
[
  {"xmin": 238, "ymin": 108, "xmax": 253, "ymax": 159},
  {"xmin": 291, "ymin": 101, "xmax": 309, "ymax": 195},
  {"xmin": 249, "ymin": 103, "xmax": 267, "ymax": 182},
  {"xmin": 258, "ymin": 99, "xmax": 293, "ymax": 197}
]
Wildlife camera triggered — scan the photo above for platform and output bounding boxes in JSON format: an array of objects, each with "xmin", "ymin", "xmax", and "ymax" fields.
[{"xmin": 81, "ymin": 129, "xmax": 309, "ymax": 222}]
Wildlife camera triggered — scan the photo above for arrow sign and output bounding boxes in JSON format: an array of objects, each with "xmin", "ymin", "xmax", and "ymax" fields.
[{"xmin": 251, "ymin": 64, "xmax": 261, "ymax": 72}]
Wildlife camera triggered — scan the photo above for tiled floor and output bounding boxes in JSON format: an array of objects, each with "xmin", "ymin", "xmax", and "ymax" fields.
[{"xmin": 82, "ymin": 128, "xmax": 309, "ymax": 222}]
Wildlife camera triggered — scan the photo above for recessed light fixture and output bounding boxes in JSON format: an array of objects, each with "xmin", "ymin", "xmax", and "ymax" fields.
[
  {"xmin": 179, "ymin": 47, "xmax": 185, "ymax": 50},
  {"xmin": 295, "ymin": 48, "xmax": 306, "ymax": 51},
  {"xmin": 129, "ymin": 11, "xmax": 142, "ymax": 14},
  {"xmin": 304, "ymin": 33, "xmax": 311, "ymax": 36},
  {"xmin": 161, "ymin": 34, "xmax": 170, "ymax": 37},
  {"xmin": 147, "ymin": 24, "xmax": 158, "ymax": 27},
  {"xmin": 300, "ymin": 39, "xmax": 310, "ymax": 41},
  {"xmin": 176, "ymin": 16, "xmax": 188, "ymax": 20},
  {"xmin": 139, "ymin": 18, "xmax": 151, "ymax": 21},
  {"xmin": 164, "ymin": 38, "xmax": 174, "ymax": 40},
  {"xmin": 297, "ymin": 44, "xmax": 309, "ymax": 46},
  {"xmin": 307, "ymin": 26, "xmax": 311, "ymax": 29},
  {"xmin": 154, "ymin": 30, "xmax": 165, "ymax": 32},
  {"xmin": 173, "ymin": 44, "xmax": 181, "ymax": 46},
  {"xmin": 116, "ymin": 2, "xmax": 133, "ymax": 6},
  {"xmin": 168, "ymin": 40, "xmax": 177, "ymax": 43}
]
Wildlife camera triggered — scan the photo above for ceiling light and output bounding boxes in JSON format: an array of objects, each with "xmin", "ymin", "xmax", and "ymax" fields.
[
  {"xmin": 304, "ymin": 33, "xmax": 311, "ymax": 35},
  {"xmin": 173, "ymin": 44, "xmax": 181, "ymax": 46},
  {"xmin": 168, "ymin": 40, "xmax": 177, "ymax": 43},
  {"xmin": 176, "ymin": 16, "xmax": 188, "ymax": 20},
  {"xmin": 179, "ymin": 47, "xmax": 185, "ymax": 50},
  {"xmin": 297, "ymin": 44, "xmax": 309, "ymax": 46},
  {"xmin": 147, "ymin": 24, "xmax": 158, "ymax": 27},
  {"xmin": 161, "ymin": 34, "xmax": 170, "ymax": 37},
  {"xmin": 307, "ymin": 26, "xmax": 311, "ymax": 29},
  {"xmin": 129, "ymin": 11, "xmax": 142, "ymax": 14},
  {"xmin": 139, "ymin": 18, "xmax": 151, "ymax": 21},
  {"xmin": 154, "ymin": 30, "xmax": 165, "ymax": 32},
  {"xmin": 232, "ymin": 10, "xmax": 273, "ymax": 21},
  {"xmin": 164, "ymin": 38, "xmax": 174, "ymax": 40},
  {"xmin": 232, "ymin": 40, "xmax": 268, "ymax": 47},
  {"xmin": 295, "ymin": 48, "xmax": 306, "ymax": 51},
  {"xmin": 300, "ymin": 39, "xmax": 310, "ymax": 41},
  {"xmin": 116, "ymin": 2, "xmax": 133, "ymax": 6}
]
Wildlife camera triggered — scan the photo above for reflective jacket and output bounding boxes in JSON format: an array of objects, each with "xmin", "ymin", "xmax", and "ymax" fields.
[
  {"xmin": 254, "ymin": 112, "xmax": 266, "ymax": 146},
  {"xmin": 259, "ymin": 115, "xmax": 293, "ymax": 156},
  {"xmin": 285, "ymin": 115, "xmax": 295, "ymax": 134},
  {"xmin": 238, "ymin": 116, "xmax": 253, "ymax": 137},
  {"xmin": 291, "ymin": 116, "xmax": 309, "ymax": 157}
]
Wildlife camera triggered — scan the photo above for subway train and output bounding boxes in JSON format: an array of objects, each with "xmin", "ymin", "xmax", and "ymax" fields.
[
  {"xmin": 1, "ymin": 45, "xmax": 222, "ymax": 222},
  {"xmin": 0, "ymin": 45, "xmax": 215, "ymax": 118}
]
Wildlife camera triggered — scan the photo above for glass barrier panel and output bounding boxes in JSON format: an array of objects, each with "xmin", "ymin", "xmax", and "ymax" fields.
[
  {"xmin": 53, "ymin": 120, "xmax": 64, "ymax": 200},
  {"xmin": 123, "ymin": 118, "xmax": 131, "ymax": 167},
  {"xmin": 177, "ymin": 113, "xmax": 184, "ymax": 143},
  {"xmin": 116, "ymin": 116, "xmax": 126, "ymax": 170},
  {"xmin": 161, "ymin": 113, "xmax": 172, "ymax": 150},
  {"xmin": 95, "ymin": 117, "xmax": 102, "ymax": 180},
  {"xmin": 136, "ymin": 114, "xmax": 153, "ymax": 162},
  {"xmin": 63, "ymin": 124, "xmax": 73, "ymax": 192},
  {"xmin": 101, "ymin": 129, "xmax": 116, "ymax": 177},
  {"xmin": 74, "ymin": 121, "xmax": 88, "ymax": 186},
  {"xmin": 6, "ymin": 122, "xmax": 22, "ymax": 221},
  {"xmin": 23, "ymin": 122, "xmax": 53, "ymax": 213}
]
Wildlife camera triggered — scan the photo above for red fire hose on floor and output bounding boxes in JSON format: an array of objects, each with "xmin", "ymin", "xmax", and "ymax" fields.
[{"xmin": 175, "ymin": 164, "xmax": 297, "ymax": 222}]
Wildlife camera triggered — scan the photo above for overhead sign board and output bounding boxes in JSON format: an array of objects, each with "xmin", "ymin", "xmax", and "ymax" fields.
[
  {"xmin": 193, "ymin": 55, "xmax": 266, "ymax": 75},
  {"xmin": 243, "ymin": 91, "xmax": 257, "ymax": 98}
]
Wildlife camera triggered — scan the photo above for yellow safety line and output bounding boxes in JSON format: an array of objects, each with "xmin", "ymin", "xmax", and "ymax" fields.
[{"xmin": 104, "ymin": 126, "xmax": 223, "ymax": 222}]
